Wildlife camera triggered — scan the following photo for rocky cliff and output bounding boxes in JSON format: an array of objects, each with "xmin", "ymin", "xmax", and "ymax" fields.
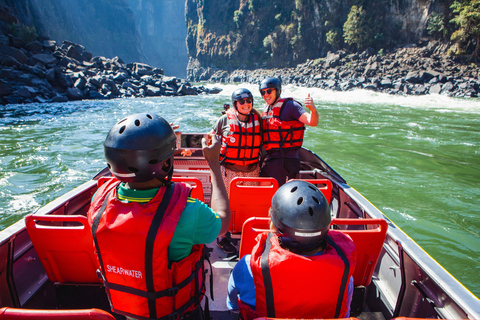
[
  {"xmin": 0, "ymin": 0, "xmax": 188, "ymax": 77},
  {"xmin": 185, "ymin": 0, "xmax": 453, "ymax": 75},
  {"xmin": 0, "ymin": 1, "xmax": 218, "ymax": 105},
  {"xmin": 1, "ymin": 0, "xmax": 141, "ymax": 63},
  {"xmin": 126, "ymin": 0, "xmax": 188, "ymax": 77}
]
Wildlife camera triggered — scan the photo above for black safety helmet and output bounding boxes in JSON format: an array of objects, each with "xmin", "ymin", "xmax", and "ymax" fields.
[
  {"xmin": 231, "ymin": 88, "xmax": 253, "ymax": 104},
  {"xmin": 271, "ymin": 180, "xmax": 331, "ymax": 251},
  {"xmin": 259, "ymin": 77, "xmax": 281, "ymax": 92},
  {"xmin": 231, "ymin": 88, "xmax": 254, "ymax": 116},
  {"xmin": 104, "ymin": 113, "xmax": 176, "ymax": 183}
]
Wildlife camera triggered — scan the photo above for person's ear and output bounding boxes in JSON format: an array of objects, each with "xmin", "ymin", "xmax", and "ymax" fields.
[{"xmin": 268, "ymin": 208, "xmax": 276, "ymax": 232}]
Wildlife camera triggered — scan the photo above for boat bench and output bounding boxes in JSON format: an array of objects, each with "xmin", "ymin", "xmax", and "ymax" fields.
[
  {"xmin": 228, "ymin": 177, "xmax": 278, "ymax": 233},
  {"xmin": 25, "ymin": 213, "xmax": 101, "ymax": 284},
  {"xmin": 25, "ymin": 176, "xmax": 205, "ymax": 285},
  {"xmin": 0, "ymin": 307, "xmax": 115, "ymax": 320},
  {"xmin": 171, "ymin": 176, "xmax": 205, "ymax": 202},
  {"xmin": 228, "ymin": 178, "xmax": 333, "ymax": 234},
  {"xmin": 239, "ymin": 217, "xmax": 388, "ymax": 287}
]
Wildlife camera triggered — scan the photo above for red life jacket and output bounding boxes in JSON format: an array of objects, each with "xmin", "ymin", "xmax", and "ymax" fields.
[
  {"xmin": 220, "ymin": 109, "xmax": 262, "ymax": 166},
  {"xmin": 88, "ymin": 177, "xmax": 205, "ymax": 320},
  {"xmin": 261, "ymin": 98, "xmax": 305, "ymax": 151},
  {"xmin": 241, "ymin": 231, "xmax": 356, "ymax": 320}
]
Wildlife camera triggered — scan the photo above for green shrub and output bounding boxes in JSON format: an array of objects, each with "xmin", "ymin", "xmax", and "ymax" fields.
[
  {"xmin": 343, "ymin": 6, "xmax": 371, "ymax": 51},
  {"xmin": 9, "ymin": 23, "xmax": 38, "ymax": 43},
  {"xmin": 427, "ymin": 12, "xmax": 447, "ymax": 39},
  {"xmin": 233, "ymin": 10, "xmax": 244, "ymax": 29},
  {"xmin": 326, "ymin": 29, "xmax": 342, "ymax": 50}
]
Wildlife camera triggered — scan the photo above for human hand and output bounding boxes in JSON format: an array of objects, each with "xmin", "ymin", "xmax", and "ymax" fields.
[
  {"xmin": 304, "ymin": 93, "xmax": 316, "ymax": 111},
  {"xmin": 169, "ymin": 123, "xmax": 180, "ymax": 131},
  {"xmin": 202, "ymin": 134, "xmax": 220, "ymax": 165}
]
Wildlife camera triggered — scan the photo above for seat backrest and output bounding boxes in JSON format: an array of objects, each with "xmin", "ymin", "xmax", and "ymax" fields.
[
  {"xmin": 289, "ymin": 178, "xmax": 333, "ymax": 204},
  {"xmin": 239, "ymin": 216, "xmax": 270, "ymax": 259},
  {"xmin": 25, "ymin": 214, "xmax": 101, "ymax": 284},
  {"xmin": 331, "ymin": 218, "xmax": 388, "ymax": 286},
  {"xmin": 0, "ymin": 307, "xmax": 115, "ymax": 320},
  {"xmin": 253, "ymin": 317, "xmax": 360, "ymax": 320},
  {"xmin": 239, "ymin": 217, "xmax": 388, "ymax": 286},
  {"xmin": 171, "ymin": 176, "xmax": 204, "ymax": 202},
  {"xmin": 229, "ymin": 177, "xmax": 278, "ymax": 233}
]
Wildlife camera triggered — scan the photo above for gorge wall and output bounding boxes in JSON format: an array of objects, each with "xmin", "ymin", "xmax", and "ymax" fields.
[
  {"xmin": 1, "ymin": 0, "xmax": 188, "ymax": 77},
  {"xmin": 185, "ymin": 0, "xmax": 453, "ymax": 77}
]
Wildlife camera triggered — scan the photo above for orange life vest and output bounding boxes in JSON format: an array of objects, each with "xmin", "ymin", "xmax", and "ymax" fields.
[
  {"xmin": 220, "ymin": 109, "xmax": 262, "ymax": 166},
  {"xmin": 88, "ymin": 177, "xmax": 205, "ymax": 320},
  {"xmin": 241, "ymin": 231, "xmax": 356, "ymax": 320},
  {"xmin": 261, "ymin": 98, "xmax": 305, "ymax": 151}
]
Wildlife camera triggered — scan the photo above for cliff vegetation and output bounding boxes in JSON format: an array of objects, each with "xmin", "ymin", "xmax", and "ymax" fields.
[{"xmin": 185, "ymin": 0, "xmax": 479, "ymax": 71}]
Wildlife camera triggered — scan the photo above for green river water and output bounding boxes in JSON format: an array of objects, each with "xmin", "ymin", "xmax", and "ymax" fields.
[{"xmin": 0, "ymin": 83, "xmax": 479, "ymax": 298}]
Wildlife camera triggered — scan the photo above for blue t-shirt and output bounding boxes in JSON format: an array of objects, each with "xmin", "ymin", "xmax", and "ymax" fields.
[
  {"xmin": 226, "ymin": 253, "xmax": 354, "ymax": 316},
  {"xmin": 277, "ymin": 99, "xmax": 305, "ymax": 122}
]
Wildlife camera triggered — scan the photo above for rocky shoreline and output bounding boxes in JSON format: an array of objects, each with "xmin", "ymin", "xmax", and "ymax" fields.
[
  {"xmin": 0, "ymin": 37, "xmax": 220, "ymax": 105},
  {"xmin": 1, "ymin": 35, "xmax": 479, "ymax": 105},
  {"xmin": 188, "ymin": 42, "xmax": 480, "ymax": 98}
]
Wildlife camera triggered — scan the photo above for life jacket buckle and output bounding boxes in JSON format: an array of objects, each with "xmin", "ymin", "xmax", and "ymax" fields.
[{"xmin": 166, "ymin": 287, "xmax": 179, "ymax": 297}]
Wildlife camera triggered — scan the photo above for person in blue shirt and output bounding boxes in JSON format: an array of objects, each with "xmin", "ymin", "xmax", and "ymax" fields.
[
  {"xmin": 259, "ymin": 77, "xmax": 319, "ymax": 187},
  {"xmin": 227, "ymin": 180, "xmax": 356, "ymax": 319}
]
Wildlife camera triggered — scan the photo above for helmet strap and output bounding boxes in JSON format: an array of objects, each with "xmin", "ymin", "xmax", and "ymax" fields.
[
  {"xmin": 155, "ymin": 158, "xmax": 174, "ymax": 185},
  {"xmin": 274, "ymin": 89, "xmax": 281, "ymax": 103}
]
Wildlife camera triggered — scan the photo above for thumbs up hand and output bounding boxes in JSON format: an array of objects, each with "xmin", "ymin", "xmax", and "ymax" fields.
[{"xmin": 304, "ymin": 93, "xmax": 315, "ymax": 111}]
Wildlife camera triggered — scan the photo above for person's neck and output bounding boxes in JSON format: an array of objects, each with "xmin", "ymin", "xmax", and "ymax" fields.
[
  {"xmin": 236, "ymin": 111, "xmax": 249, "ymax": 122},
  {"xmin": 280, "ymin": 240, "xmax": 325, "ymax": 256},
  {"xmin": 125, "ymin": 178, "xmax": 164, "ymax": 190}
]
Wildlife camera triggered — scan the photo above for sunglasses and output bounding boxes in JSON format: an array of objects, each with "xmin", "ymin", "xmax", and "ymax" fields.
[
  {"xmin": 261, "ymin": 88, "xmax": 274, "ymax": 96},
  {"xmin": 238, "ymin": 98, "xmax": 253, "ymax": 105}
]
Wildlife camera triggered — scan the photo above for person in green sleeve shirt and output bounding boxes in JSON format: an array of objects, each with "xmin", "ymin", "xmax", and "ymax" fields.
[{"xmin": 88, "ymin": 113, "xmax": 230, "ymax": 320}]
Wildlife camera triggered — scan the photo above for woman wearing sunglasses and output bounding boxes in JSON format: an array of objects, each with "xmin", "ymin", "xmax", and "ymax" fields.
[
  {"xmin": 211, "ymin": 88, "xmax": 263, "ymax": 253},
  {"xmin": 259, "ymin": 77, "xmax": 319, "ymax": 187}
]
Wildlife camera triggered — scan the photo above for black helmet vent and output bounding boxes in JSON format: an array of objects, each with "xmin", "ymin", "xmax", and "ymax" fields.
[
  {"xmin": 134, "ymin": 119, "xmax": 140, "ymax": 126},
  {"xmin": 297, "ymin": 197, "xmax": 304, "ymax": 205},
  {"xmin": 312, "ymin": 196, "xmax": 320, "ymax": 204},
  {"xmin": 119, "ymin": 125, "xmax": 126, "ymax": 134},
  {"xmin": 291, "ymin": 186, "xmax": 298, "ymax": 193},
  {"xmin": 149, "ymin": 159, "xmax": 158, "ymax": 165},
  {"xmin": 128, "ymin": 167, "xmax": 139, "ymax": 173},
  {"xmin": 309, "ymin": 207, "xmax": 314, "ymax": 216},
  {"xmin": 146, "ymin": 114, "xmax": 153, "ymax": 119}
]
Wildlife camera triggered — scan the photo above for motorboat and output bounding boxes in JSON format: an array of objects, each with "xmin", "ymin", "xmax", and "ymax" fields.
[{"xmin": 1, "ymin": 133, "xmax": 479, "ymax": 320}]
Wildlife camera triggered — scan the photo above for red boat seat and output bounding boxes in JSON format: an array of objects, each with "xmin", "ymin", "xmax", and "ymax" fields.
[
  {"xmin": 0, "ymin": 307, "xmax": 115, "ymax": 319},
  {"xmin": 228, "ymin": 177, "xmax": 278, "ymax": 233},
  {"xmin": 239, "ymin": 217, "xmax": 270, "ymax": 259},
  {"xmin": 171, "ymin": 176, "xmax": 204, "ymax": 202},
  {"xmin": 25, "ymin": 214, "xmax": 101, "ymax": 284},
  {"xmin": 254, "ymin": 318, "xmax": 359, "ymax": 320},
  {"xmin": 238, "ymin": 217, "xmax": 388, "ymax": 286},
  {"xmin": 289, "ymin": 178, "xmax": 333, "ymax": 204},
  {"xmin": 331, "ymin": 218, "xmax": 388, "ymax": 286},
  {"xmin": 391, "ymin": 318, "xmax": 467, "ymax": 320}
]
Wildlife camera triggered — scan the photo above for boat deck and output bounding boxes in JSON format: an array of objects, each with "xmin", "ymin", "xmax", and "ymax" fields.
[{"xmin": 2, "ymin": 144, "xmax": 479, "ymax": 320}]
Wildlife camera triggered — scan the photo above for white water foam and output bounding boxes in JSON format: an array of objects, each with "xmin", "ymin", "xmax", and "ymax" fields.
[{"xmin": 205, "ymin": 83, "xmax": 480, "ymax": 114}]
